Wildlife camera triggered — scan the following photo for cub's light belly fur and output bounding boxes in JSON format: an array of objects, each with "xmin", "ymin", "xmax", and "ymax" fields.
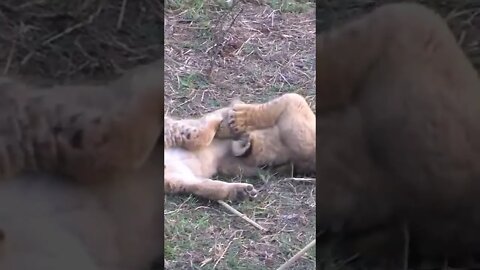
[
  {"xmin": 0, "ymin": 61, "xmax": 164, "ymax": 270},
  {"xmin": 165, "ymin": 141, "xmax": 227, "ymax": 179}
]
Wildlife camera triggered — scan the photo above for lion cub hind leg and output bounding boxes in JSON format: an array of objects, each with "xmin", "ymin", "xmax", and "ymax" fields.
[
  {"xmin": 228, "ymin": 93, "xmax": 313, "ymax": 134},
  {"xmin": 165, "ymin": 172, "xmax": 257, "ymax": 201},
  {"xmin": 164, "ymin": 111, "xmax": 223, "ymax": 150}
]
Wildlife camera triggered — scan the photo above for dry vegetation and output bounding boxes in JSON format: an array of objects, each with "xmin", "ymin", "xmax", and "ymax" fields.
[
  {"xmin": 164, "ymin": 0, "xmax": 316, "ymax": 269},
  {"xmin": 0, "ymin": 1, "xmax": 165, "ymax": 269},
  {"xmin": 0, "ymin": 0, "xmax": 162, "ymax": 84}
]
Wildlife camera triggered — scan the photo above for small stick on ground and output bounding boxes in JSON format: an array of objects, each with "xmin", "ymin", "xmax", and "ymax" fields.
[
  {"xmin": 200, "ymin": 258, "xmax": 213, "ymax": 267},
  {"xmin": 212, "ymin": 240, "xmax": 233, "ymax": 269},
  {"xmin": 218, "ymin": 200, "xmax": 267, "ymax": 231},
  {"xmin": 276, "ymin": 239, "xmax": 316, "ymax": 270},
  {"xmin": 284, "ymin": 177, "xmax": 316, "ymax": 182},
  {"xmin": 117, "ymin": 0, "xmax": 128, "ymax": 29},
  {"xmin": 3, "ymin": 39, "xmax": 16, "ymax": 75}
]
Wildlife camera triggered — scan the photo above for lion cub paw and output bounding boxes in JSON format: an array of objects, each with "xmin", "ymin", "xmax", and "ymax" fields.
[
  {"xmin": 228, "ymin": 104, "xmax": 254, "ymax": 135},
  {"xmin": 228, "ymin": 183, "xmax": 257, "ymax": 201},
  {"xmin": 231, "ymin": 134, "xmax": 252, "ymax": 157},
  {"xmin": 182, "ymin": 113, "xmax": 224, "ymax": 149},
  {"xmin": 180, "ymin": 127, "xmax": 206, "ymax": 150}
]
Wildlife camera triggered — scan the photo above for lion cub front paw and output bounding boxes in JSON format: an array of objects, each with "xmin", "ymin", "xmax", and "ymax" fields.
[
  {"xmin": 183, "ymin": 113, "xmax": 224, "ymax": 150},
  {"xmin": 228, "ymin": 104, "xmax": 254, "ymax": 135},
  {"xmin": 180, "ymin": 127, "xmax": 207, "ymax": 150},
  {"xmin": 228, "ymin": 183, "xmax": 258, "ymax": 201}
]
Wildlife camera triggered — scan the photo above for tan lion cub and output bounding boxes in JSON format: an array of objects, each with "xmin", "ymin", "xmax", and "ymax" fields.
[
  {"xmin": 227, "ymin": 93, "xmax": 316, "ymax": 175},
  {"xmin": 164, "ymin": 108, "xmax": 259, "ymax": 201}
]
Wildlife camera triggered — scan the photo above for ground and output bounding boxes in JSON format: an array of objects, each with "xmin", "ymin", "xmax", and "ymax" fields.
[
  {"xmin": 164, "ymin": 0, "xmax": 316, "ymax": 269},
  {"xmin": 0, "ymin": 0, "xmax": 162, "ymax": 84}
]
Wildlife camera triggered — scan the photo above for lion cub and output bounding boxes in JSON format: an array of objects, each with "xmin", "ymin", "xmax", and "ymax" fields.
[
  {"xmin": 228, "ymin": 93, "xmax": 316, "ymax": 175},
  {"xmin": 164, "ymin": 108, "xmax": 259, "ymax": 201}
]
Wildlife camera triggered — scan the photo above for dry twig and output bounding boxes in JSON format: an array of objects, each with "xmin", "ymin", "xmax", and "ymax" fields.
[
  {"xmin": 284, "ymin": 177, "xmax": 316, "ymax": 182},
  {"xmin": 3, "ymin": 38, "xmax": 16, "ymax": 75},
  {"xmin": 218, "ymin": 200, "xmax": 267, "ymax": 231},
  {"xmin": 212, "ymin": 240, "xmax": 233, "ymax": 269},
  {"xmin": 276, "ymin": 239, "xmax": 316, "ymax": 270},
  {"xmin": 116, "ymin": 0, "xmax": 128, "ymax": 29}
]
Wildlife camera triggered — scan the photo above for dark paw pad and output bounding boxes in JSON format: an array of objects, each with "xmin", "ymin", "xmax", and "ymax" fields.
[
  {"xmin": 230, "ymin": 184, "xmax": 258, "ymax": 201},
  {"xmin": 227, "ymin": 111, "xmax": 243, "ymax": 135}
]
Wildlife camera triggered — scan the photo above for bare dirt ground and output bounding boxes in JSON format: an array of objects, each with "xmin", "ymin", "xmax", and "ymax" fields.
[{"xmin": 164, "ymin": 0, "xmax": 316, "ymax": 269}]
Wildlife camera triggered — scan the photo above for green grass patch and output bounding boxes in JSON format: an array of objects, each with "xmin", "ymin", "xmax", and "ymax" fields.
[
  {"xmin": 177, "ymin": 72, "xmax": 210, "ymax": 92},
  {"xmin": 268, "ymin": 84, "xmax": 299, "ymax": 94},
  {"xmin": 166, "ymin": 0, "xmax": 232, "ymax": 21},
  {"xmin": 268, "ymin": 0, "xmax": 314, "ymax": 13}
]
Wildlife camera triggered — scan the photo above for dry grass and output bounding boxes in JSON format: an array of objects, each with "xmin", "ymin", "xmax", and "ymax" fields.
[
  {"xmin": 0, "ymin": 0, "xmax": 162, "ymax": 84},
  {"xmin": 164, "ymin": 0, "xmax": 316, "ymax": 115},
  {"xmin": 164, "ymin": 0, "xmax": 316, "ymax": 269}
]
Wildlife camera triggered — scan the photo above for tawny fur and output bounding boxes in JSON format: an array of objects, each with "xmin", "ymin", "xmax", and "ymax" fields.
[
  {"xmin": 0, "ymin": 61, "xmax": 163, "ymax": 184},
  {"xmin": 315, "ymin": 2, "xmax": 480, "ymax": 266},
  {"xmin": 0, "ymin": 61, "xmax": 165, "ymax": 269},
  {"xmin": 0, "ymin": 148, "xmax": 164, "ymax": 270},
  {"xmin": 164, "ymin": 107, "xmax": 259, "ymax": 201},
  {"xmin": 164, "ymin": 112, "xmax": 222, "ymax": 150},
  {"xmin": 228, "ymin": 93, "xmax": 316, "ymax": 175}
]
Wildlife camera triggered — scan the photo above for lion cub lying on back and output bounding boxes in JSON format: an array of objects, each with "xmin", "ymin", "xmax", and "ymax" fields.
[
  {"xmin": 164, "ymin": 93, "xmax": 316, "ymax": 201},
  {"xmin": 164, "ymin": 106, "xmax": 260, "ymax": 201}
]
